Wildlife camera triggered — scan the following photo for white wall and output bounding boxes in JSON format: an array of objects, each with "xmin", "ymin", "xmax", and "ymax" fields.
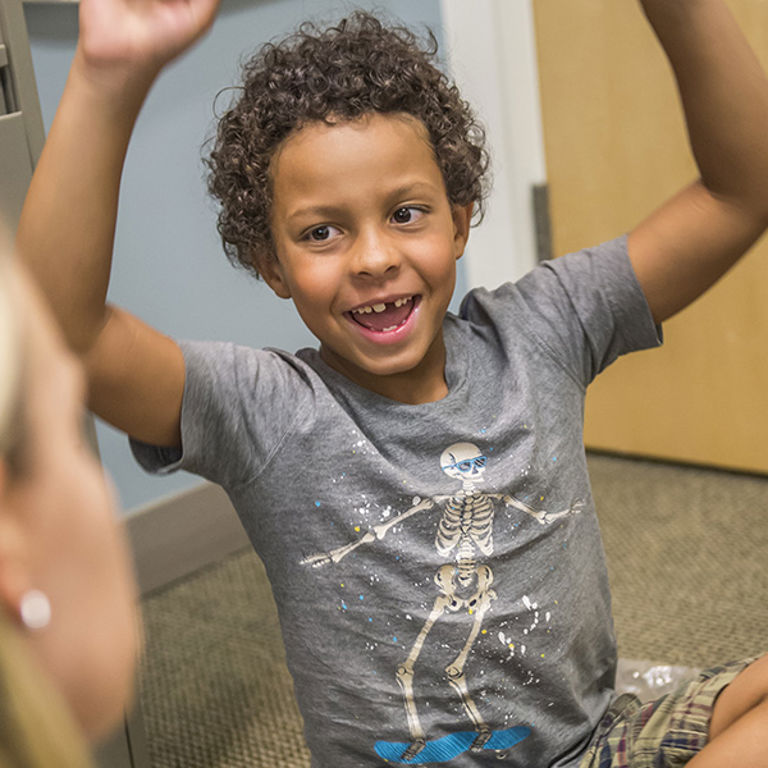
[{"xmin": 440, "ymin": 0, "xmax": 547, "ymax": 288}]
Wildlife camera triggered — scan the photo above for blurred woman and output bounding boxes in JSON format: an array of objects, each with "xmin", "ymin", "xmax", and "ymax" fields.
[{"xmin": 0, "ymin": 243, "xmax": 140, "ymax": 767}]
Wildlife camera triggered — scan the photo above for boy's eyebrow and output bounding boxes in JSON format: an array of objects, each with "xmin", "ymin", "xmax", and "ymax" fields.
[
  {"xmin": 385, "ymin": 181, "xmax": 440, "ymax": 202},
  {"xmin": 286, "ymin": 204, "xmax": 345, "ymax": 223}
]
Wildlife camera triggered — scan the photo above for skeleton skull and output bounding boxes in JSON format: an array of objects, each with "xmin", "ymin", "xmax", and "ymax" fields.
[{"xmin": 440, "ymin": 442, "xmax": 487, "ymax": 489}]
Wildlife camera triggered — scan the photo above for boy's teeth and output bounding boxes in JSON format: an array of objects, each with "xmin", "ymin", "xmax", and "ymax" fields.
[{"xmin": 352, "ymin": 296, "xmax": 412, "ymax": 315}]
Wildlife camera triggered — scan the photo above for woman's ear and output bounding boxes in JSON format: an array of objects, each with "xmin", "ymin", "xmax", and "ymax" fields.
[
  {"xmin": 452, "ymin": 203, "xmax": 474, "ymax": 259},
  {"xmin": 259, "ymin": 255, "xmax": 292, "ymax": 300}
]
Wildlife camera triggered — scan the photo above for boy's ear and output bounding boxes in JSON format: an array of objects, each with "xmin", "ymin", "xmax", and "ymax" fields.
[
  {"xmin": 259, "ymin": 255, "xmax": 292, "ymax": 300},
  {"xmin": 451, "ymin": 203, "xmax": 474, "ymax": 259}
]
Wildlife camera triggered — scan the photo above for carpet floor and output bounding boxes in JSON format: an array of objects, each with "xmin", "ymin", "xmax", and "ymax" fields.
[{"xmin": 138, "ymin": 453, "xmax": 768, "ymax": 767}]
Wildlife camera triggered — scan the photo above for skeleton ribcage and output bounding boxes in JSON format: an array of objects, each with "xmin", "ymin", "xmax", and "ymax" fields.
[{"xmin": 435, "ymin": 494, "xmax": 494, "ymax": 560}]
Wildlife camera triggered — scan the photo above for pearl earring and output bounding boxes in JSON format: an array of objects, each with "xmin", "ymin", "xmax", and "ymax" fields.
[{"xmin": 19, "ymin": 589, "xmax": 51, "ymax": 630}]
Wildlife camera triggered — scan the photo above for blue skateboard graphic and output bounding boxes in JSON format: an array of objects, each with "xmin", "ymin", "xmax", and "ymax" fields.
[{"xmin": 374, "ymin": 725, "xmax": 531, "ymax": 764}]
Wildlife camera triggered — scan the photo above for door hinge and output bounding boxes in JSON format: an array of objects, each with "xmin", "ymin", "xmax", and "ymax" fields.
[{"xmin": 532, "ymin": 182, "xmax": 552, "ymax": 263}]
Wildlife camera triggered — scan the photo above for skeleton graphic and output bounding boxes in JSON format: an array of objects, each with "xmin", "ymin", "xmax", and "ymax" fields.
[{"xmin": 301, "ymin": 442, "xmax": 582, "ymax": 761}]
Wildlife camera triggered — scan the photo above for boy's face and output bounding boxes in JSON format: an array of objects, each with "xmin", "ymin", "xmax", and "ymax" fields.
[{"xmin": 266, "ymin": 112, "xmax": 472, "ymax": 403}]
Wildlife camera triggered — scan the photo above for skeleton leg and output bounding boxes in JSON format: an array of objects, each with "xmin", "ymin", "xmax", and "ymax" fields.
[
  {"xmin": 395, "ymin": 564, "xmax": 458, "ymax": 761},
  {"xmin": 444, "ymin": 564, "xmax": 497, "ymax": 751}
]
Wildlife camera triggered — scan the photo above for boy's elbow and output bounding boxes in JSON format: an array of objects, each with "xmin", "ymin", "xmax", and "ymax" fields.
[
  {"xmin": 702, "ymin": 181, "xmax": 768, "ymax": 237},
  {"xmin": 737, "ymin": 197, "xmax": 768, "ymax": 236},
  {"xmin": 63, "ymin": 304, "xmax": 115, "ymax": 359}
]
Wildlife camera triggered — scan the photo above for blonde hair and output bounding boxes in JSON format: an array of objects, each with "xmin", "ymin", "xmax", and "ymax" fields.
[
  {"xmin": 0, "ymin": 248, "xmax": 95, "ymax": 768},
  {"xmin": 0, "ymin": 615, "xmax": 94, "ymax": 768}
]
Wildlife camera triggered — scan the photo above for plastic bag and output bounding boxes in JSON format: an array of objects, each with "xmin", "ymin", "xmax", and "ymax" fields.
[{"xmin": 615, "ymin": 658, "xmax": 701, "ymax": 702}]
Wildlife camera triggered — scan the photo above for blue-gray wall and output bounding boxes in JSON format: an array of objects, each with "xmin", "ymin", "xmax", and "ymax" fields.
[{"xmin": 25, "ymin": 0, "xmax": 467, "ymax": 513}]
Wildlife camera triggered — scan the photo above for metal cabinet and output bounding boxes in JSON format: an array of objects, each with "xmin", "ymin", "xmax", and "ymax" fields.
[{"xmin": 0, "ymin": 0, "xmax": 42, "ymax": 233}]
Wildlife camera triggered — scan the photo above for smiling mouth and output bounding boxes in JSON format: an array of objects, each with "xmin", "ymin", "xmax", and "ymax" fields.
[{"xmin": 346, "ymin": 296, "xmax": 418, "ymax": 333}]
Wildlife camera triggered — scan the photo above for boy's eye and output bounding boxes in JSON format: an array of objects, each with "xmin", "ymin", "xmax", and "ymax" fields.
[
  {"xmin": 391, "ymin": 207, "xmax": 424, "ymax": 225},
  {"xmin": 309, "ymin": 226, "xmax": 331, "ymax": 241},
  {"xmin": 305, "ymin": 224, "xmax": 340, "ymax": 242}
]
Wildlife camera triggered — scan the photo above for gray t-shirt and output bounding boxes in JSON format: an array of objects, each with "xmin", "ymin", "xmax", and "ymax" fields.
[{"xmin": 133, "ymin": 237, "xmax": 661, "ymax": 767}]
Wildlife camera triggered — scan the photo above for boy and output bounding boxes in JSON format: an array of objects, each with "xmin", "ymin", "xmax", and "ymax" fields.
[{"xmin": 18, "ymin": 0, "xmax": 768, "ymax": 766}]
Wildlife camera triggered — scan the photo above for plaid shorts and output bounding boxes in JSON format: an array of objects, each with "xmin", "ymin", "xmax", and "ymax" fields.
[{"xmin": 579, "ymin": 657, "xmax": 759, "ymax": 768}]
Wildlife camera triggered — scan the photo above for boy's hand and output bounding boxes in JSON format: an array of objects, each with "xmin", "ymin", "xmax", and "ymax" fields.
[{"xmin": 78, "ymin": 0, "xmax": 221, "ymax": 85}]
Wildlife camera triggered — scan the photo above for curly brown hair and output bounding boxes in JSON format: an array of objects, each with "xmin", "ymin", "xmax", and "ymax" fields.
[{"xmin": 206, "ymin": 10, "xmax": 490, "ymax": 277}]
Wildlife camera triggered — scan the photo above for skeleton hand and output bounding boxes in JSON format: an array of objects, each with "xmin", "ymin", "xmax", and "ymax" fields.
[
  {"xmin": 565, "ymin": 500, "xmax": 585, "ymax": 515},
  {"xmin": 300, "ymin": 552, "xmax": 334, "ymax": 568},
  {"xmin": 536, "ymin": 499, "xmax": 586, "ymax": 524}
]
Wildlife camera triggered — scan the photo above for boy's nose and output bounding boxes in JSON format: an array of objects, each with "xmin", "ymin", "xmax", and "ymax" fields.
[{"xmin": 351, "ymin": 230, "xmax": 401, "ymax": 278}]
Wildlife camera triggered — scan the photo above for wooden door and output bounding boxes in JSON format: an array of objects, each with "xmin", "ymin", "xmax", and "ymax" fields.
[{"xmin": 532, "ymin": 0, "xmax": 768, "ymax": 474}]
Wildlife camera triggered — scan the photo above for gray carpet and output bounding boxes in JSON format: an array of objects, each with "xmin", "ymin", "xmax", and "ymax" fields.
[
  {"xmin": 138, "ymin": 548, "xmax": 308, "ymax": 767},
  {"xmin": 589, "ymin": 453, "xmax": 767, "ymax": 668},
  {"xmin": 138, "ymin": 453, "xmax": 768, "ymax": 767}
]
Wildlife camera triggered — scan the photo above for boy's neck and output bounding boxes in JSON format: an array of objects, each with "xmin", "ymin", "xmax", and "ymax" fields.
[{"xmin": 319, "ymin": 332, "xmax": 450, "ymax": 405}]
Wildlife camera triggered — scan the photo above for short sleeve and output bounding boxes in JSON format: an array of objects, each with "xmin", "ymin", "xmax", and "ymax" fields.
[
  {"xmin": 461, "ymin": 236, "xmax": 662, "ymax": 386},
  {"xmin": 130, "ymin": 341, "xmax": 315, "ymax": 489}
]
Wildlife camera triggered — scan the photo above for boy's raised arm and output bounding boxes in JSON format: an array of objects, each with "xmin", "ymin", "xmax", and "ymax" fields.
[
  {"xmin": 17, "ymin": 0, "xmax": 219, "ymax": 448},
  {"xmin": 628, "ymin": 0, "xmax": 768, "ymax": 324}
]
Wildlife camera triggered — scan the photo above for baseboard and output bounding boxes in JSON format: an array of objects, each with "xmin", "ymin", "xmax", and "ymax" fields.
[{"xmin": 125, "ymin": 482, "xmax": 250, "ymax": 596}]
